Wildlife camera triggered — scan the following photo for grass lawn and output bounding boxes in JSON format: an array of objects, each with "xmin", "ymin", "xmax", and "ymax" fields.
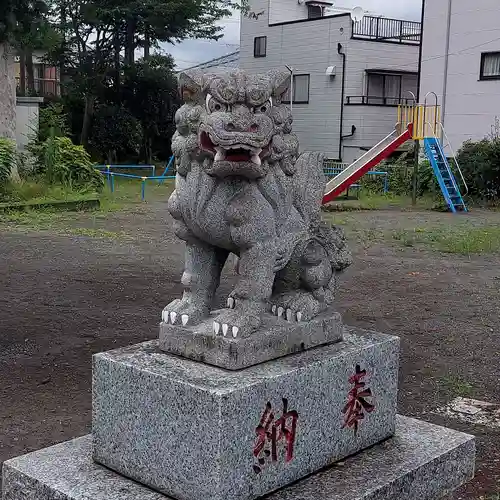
[
  {"xmin": 0, "ymin": 178, "xmax": 175, "ymax": 236},
  {"xmin": 323, "ymin": 209, "xmax": 500, "ymax": 256},
  {"xmin": 323, "ymin": 191, "xmax": 439, "ymax": 212}
]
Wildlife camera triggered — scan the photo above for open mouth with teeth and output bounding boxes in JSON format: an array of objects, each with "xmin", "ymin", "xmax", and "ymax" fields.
[{"xmin": 200, "ymin": 131, "xmax": 268, "ymax": 166}]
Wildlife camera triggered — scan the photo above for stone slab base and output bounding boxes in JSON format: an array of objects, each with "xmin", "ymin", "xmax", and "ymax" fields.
[
  {"xmin": 159, "ymin": 311, "xmax": 344, "ymax": 370},
  {"xmin": 2, "ymin": 416, "xmax": 475, "ymax": 500},
  {"xmin": 92, "ymin": 329, "xmax": 399, "ymax": 500}
]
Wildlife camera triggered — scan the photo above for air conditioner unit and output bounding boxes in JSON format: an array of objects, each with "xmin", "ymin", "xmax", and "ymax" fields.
[{"xmin": 326, "ymin": 66, "xmax": 336, "ymax": 77}]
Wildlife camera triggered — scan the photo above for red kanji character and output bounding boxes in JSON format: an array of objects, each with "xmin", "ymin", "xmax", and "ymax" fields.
[
  {"xmin": 253, "ymin": 398, "xmax": 298, "ymax": 473},
  {"xmin": 342, "ymin": 364, "xmax": 375, "ymax": 435}
]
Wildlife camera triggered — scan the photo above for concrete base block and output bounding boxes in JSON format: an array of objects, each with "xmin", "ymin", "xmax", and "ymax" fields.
[
  {"xmin": 2, "ymin": 417, "xmax": 475, "ymax": 500},
  {"xmin": 92, "ymin": 328, "xmax": 399, "ymax": 500},
  {"xmin": 159, "ymin": 311, "xmax": 344, "ymax": 370}
]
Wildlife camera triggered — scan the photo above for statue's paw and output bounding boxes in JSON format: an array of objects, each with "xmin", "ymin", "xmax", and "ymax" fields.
[
  {"xmin": 270, "ymin": 291, "xmax": 323, "ymax": 323},
  {"xmin": 162, "ymin": 299, "xmax": 209, "ymax": 327},
  {"xmin": 212, "ymin": 310, "xmax": 261, "ymax": 339}
]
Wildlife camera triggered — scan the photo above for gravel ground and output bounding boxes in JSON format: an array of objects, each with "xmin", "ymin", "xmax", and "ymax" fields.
[{"xmin": 1, "ymin": 203, "xmax": 499, "ymax": 498}]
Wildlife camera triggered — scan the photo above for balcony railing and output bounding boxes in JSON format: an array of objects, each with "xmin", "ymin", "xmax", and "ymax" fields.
[
  {"xmin": 346, "ymin": 96, "xmax": 415, "ymax": 107},
  {"xmin": 16, "ymin": 78, "xmax": 61, "ymax": 97},
  {"xmin": 352, "ymin": 16, "xmax": 421, "ymax": 45}
]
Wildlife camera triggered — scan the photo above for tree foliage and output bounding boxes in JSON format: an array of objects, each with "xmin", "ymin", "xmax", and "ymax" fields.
[
  {"xmin": 89, "ymin": 105, "xmax": 142, "ymax": 162},
  {"xmin": 456, "ymin": 137, "xmax": 500, "ymax": 200},
  {"xmin": 0, "ymin": 0, "xmax": 49, "ymax": 44},
  {"xmin": 119, "ymin": 55, "xmax": 179, "ymax": 162},
  {"xmin": 43, "ymin": 0, "xmax": 234, "ymax": 152}
]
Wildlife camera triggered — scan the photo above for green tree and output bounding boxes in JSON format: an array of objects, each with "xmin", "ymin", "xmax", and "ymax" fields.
[
  {"xmin": 119, "ymin": 55, "xmax": 179, "ymax": 163},
  {"xmin": 89, "ymin": 104, "xmax": 142, "ymax": 163},
  {"xmin": 45, "ymin": 0, "xmax": 243, "ymax": 146}
]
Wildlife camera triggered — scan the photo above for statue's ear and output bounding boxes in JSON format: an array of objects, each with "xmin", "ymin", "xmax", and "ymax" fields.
[
  {"xmin": 178, "ymin": 70, "xmax": 205, "ymax": 103},
  {"xmin": 269, "ymin": 69, "xmax": 291, "ymax": 99}
]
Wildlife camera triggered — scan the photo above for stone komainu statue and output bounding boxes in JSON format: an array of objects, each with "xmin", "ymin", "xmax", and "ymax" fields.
[{"xmin": 164, "ymin": 69, "xmax": 352, "ymax": 338}]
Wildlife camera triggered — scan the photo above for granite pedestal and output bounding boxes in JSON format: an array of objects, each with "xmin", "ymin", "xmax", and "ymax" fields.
[
  {"xmin": 159, "ymin": 311, "xmax": 344, "ymax": 370},
  {"xmin": 92, "ymin": 328, "xmax": 399, "ymax": 500},
  {"xmin": 2, "ymin": 416, "xmax": 475, "ymax": 500}
]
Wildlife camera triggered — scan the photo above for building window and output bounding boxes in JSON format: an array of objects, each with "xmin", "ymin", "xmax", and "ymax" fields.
[
  {"xmin": 307, "ymin": 5, "xmax": 323, "ymax": 19},
  {"xmin": 283, "ymin": 74, "xmax": 310, "ymax": 104},
  {"xmin": 366, "ymin": 73, "xmax": 402, "ymax": 105},
  {"xmin": 480, "ymin": 52, "xmax": 500, "ymax": 80},
  {"xmin": 345, "ymin": 71, "xmax": 417, "ymax": 106},
  {"xmin": 254, "ymin": 37, "xmax": 267, "ymax": 58},
  {"xmin": 35, "ymin": 64, "xmax": 45, "ymax": 80}
]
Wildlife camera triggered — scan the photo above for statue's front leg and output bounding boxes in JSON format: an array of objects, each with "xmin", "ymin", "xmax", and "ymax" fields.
[
  {"xmin": 163, "ymin": 240, "xmax": 228, "ymax": 327},
  {"xmin": 213, "ymin": 240, "xmax": 276, "ymax": 338}
]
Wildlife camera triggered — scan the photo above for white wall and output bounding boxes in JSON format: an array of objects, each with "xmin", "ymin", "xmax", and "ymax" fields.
[
  {"xmin": 420, "ymin": 0, "xmax": 500, "ymax": 149},
  {"xmin": 16, "ymin": 97, "xmax": 43, "ymax": 150},
  {"xmin": 241, "ymin": 13, "xmax": 352, "ymax": 158},
  {"xmin": 269, "ymin": 0, "xmax": 309, "ymax": 24},
  {"xmin": 241, "ymin": 4, "xmax": 420, "ymax": 161},
  {"xmin": 342, "ymin": 40, "xmax": 419, "ymax": 162}
]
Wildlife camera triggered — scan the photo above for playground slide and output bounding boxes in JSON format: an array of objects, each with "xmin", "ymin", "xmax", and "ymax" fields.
[{"xmin": 322, "ymin": 123, "xmax": 413, "ymax": 204}]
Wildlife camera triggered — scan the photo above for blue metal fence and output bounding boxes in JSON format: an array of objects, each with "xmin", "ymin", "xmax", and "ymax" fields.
[{"xmin": 98, "ymin": 156, "xmax": 175, "ymax": 201}]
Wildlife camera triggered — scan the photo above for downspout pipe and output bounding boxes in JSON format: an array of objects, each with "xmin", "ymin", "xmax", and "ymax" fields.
[
  {"xmin": 338, "ymin": 42, "xmax": 346, "ymax": 161},
  {"xmin": 416, "ymin": 0, "xmax": 426, "ymax": 102},
  {"xmin": 441, "ymin": 0, "xmax": 453, "ymax": 130}
]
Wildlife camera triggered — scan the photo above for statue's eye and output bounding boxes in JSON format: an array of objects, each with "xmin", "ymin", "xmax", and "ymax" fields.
[
  {"xmin": 253, "ymin": 98, "xmax": 273, "ymax": 114},
  {"xmin": 206, "ymin": 94, "xmax": 228, "ymax": 113}
]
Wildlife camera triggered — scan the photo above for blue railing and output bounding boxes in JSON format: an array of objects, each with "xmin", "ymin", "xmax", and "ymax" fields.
[
  {"xmin": 323, "ymin": 163, "xmax": 389, "ymax": 193},
  {"xmin": 96, "ymin": 164, "xmax": 157, "ymax": 176},
  {"xmin": 98, "ymin": 156, "xmax": 175, "ymax": 201}
]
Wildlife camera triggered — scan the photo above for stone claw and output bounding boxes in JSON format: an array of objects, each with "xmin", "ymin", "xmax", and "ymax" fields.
[
  {"xmin": 213, "ymin": 321, "xmax": 239, "ymax": 339},
  {"xmin": 170, "ymin": 312, "xmax": 177, "ymax": 324},
  {"xmin": 227, "ymin": 297, "xmax": 235, "ymax": 309},
  {"xmin": 181, "ymin": 314, "xmax": 189, "ymax": 326},
  {"xmin": 269, "ymin": 304, "xmax": 304, "ymax": 323}
]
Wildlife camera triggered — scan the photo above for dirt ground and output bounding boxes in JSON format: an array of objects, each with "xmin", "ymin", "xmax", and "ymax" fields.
[{"xmin": 1, "ymin": 202, "xmax": 499, "ymax": 498}]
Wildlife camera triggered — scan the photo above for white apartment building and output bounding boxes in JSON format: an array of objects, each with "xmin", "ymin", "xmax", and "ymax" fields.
[
  {"xmin": 419, "ymin": 0, "xmax": 500, "ymax": 149},
  {"xmin": 239, "ymin": 1, "xmax": 421, "ymax": 162}
]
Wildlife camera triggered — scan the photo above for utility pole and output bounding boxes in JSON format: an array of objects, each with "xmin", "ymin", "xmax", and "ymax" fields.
[
  {"xmin": 412, "ymin": 140, "xmax": 419, "ymax": 206},
  {"xmin": 412, "ymin": 0, "xmax": 427, "ymax": 206}
]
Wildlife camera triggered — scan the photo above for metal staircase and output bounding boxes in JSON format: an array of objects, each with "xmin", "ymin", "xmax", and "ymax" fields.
[{"xmin": 423, "ymin": 137, "xmax": 467, "ymax": 213}]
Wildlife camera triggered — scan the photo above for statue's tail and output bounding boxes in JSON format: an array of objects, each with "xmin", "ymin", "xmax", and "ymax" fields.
[{"xmin": 291, "ymin": 151, "xmax": 352, "ymax": 273}]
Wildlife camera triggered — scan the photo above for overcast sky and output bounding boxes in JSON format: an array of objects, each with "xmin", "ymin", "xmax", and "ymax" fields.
[{"xmin": 166, "ymin": 0, "xmax": 423, "ymax": 70}]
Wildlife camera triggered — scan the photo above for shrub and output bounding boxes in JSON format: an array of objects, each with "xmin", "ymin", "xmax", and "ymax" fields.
[
  {"xmin": 416, "ymin": 159, "xmax": 440, "ymax": 197},
  {"xmin": 37, "ymin": 102, "xmax": 70, "ymax": 143},
  {"xmin": 0, "ymin": 138, "xmax": 16, "ymax": 186},
  {"xmin": 31, "ymin": 136, "xmax": 104, "ymax": 191},
  {"xmin": 456, "ymin": 137, "xmax": 500, "ymax": 200},
  {"xmin": 16, "ymin": 150, "xmax": 37, "ymax": 178}
]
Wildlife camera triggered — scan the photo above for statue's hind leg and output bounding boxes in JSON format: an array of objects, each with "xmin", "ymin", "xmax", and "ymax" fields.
[{"xmin": 271, "ymin": 239, "xmax": 334, "ymax": 322}]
